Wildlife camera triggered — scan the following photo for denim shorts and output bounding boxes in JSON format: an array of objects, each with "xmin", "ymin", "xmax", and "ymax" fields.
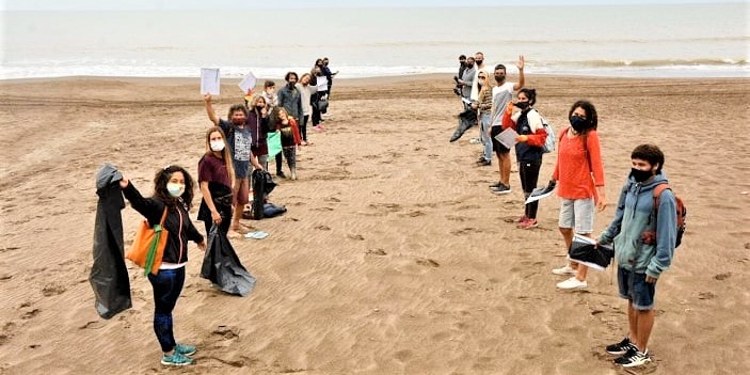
[
  {"xmin": 558, "ymin": 198, "xmax": 594, "ymax": 234},
  {"xmin": 618, "ymin": 267, "xmax": 656, "ymax": 310}
]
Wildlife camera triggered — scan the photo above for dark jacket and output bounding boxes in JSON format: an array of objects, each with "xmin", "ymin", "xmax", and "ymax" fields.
[
  {"xmin": 277, "ymin": 84, "xmax": 304, "ymax": 121},
  {"xmin": 122, "ymin": 182, "xmax": 204, "ymax": 264}
]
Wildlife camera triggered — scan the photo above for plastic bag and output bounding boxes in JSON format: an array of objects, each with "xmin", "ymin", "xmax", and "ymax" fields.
[{"xmin": 200, "ymin": 225, "xmax": 256, "ymax": 296}]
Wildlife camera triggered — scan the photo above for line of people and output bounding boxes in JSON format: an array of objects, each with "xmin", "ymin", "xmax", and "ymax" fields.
[
  {"xmin": 112, "ymin": 61, "xmax": 339, "ymax": 366},
  {"xmin": 452, "ymin": 51, "xmax": 678, "ymax": 369}
]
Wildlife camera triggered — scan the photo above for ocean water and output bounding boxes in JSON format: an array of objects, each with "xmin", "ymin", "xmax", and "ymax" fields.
[{"xmin": 1, "ymin": 3, "xmax": 748, "ymax": 79}]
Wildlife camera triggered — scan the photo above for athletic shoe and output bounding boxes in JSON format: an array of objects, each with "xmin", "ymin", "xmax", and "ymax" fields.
[
  {"xmin": 276, "ymin": 171, "xmax": 287, "ymax": 179},
  {"xmin": 556, "ymin": 276, "xmax": 587, "ymax": 290},
  {"xmin": 161, "ymin": 352, "xmax": 193, "ymax": 366},
  {"xmin": 476, "ymin": 159, "xmax": 491, "ymax": 166},
  {"xmin": 175, "ymin": 343, "xmax": 196, "ymax": 357},
  {"xmin": 552, "ymin": 265, "xmax": 576, "ymax": 276},
  {"xmin": 617, "ymin": 349, "xmax": 651, "ymax": 368},
  {"xmin": 490, "ymin": 184, "xmax": 511, "ymax": 195},
  {"xmin": 518, "ymin": 218, "xmax": 538, "ymax": 229},
  {"xmin": 517, "ymin": 215, "xmax": 529, "ymax": 223},
  {"xmin": 489, "ymin": 182, "xmax": 503, "ymax": 188},
  {"xmin": 606, "ymin": 337, "xmax": 634, "ymax": 356}
]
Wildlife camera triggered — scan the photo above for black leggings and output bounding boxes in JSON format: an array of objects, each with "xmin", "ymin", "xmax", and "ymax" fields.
[
  {"xmin": 519, "ymin": 159, "xmax": 542, "ymax": 219},
  {"xmin": 300, "ymin": 115, "xmax": 309, "ymax": 141}
]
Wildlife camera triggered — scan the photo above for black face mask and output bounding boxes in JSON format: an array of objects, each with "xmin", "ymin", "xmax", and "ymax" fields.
[
  {"xmin": 514, "ymin": 101, "xmax": 530, "ymax": 110},
  {"xmin": 466, "ymin": 63, "xmax": 474, "ymax": 68},
  {"xmin": 569, "ymin": 116, "xmax": 588, "ymax": 132},
  {"xmin": 630, "ymin": 168, "xmax": 654, "ymax": 183},
  {"xmin": 476, "ymin": 59, "xmax": 484, "ymax": 65},
  {"xmin": 495, "ymin": 75, "xmax": 505, "ymax": 84}
]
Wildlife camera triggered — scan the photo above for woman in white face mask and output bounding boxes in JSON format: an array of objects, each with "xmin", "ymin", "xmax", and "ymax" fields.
[
  {"xmin": 119, "ymin": 165, "xmax": 206, "ymax": 366},
  {"xmin": 197, "ymin": 127, "xmax": 236, "ymax": 237}
]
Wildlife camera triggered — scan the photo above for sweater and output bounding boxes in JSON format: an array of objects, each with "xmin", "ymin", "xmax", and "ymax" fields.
[
  {"xmin": 598, "ymin": 174, "xmax": 677, "ymax": 278},
  {"xmin": 552, "ymin": 128, "xmax": 605, "ymax": 200}
]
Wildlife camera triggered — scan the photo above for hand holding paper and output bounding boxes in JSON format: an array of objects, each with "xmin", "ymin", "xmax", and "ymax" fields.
[{"xmin": 200, "ymin": 68, "xmax": 220, "ymax": 95}]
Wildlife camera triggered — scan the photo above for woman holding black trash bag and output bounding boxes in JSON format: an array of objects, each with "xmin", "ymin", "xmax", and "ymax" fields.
[
  {"xmin": 197, "ymin": 126, "xmax": 235, "ymax": 237},
  {"xmin": 119, "ymin": 165, "xmax": 206, "ymax": 367}
]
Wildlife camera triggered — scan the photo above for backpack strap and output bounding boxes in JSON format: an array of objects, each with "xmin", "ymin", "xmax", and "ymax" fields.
[{"xmin": 648, "ymin": 182, "xmax": 670, "ymax": 225}]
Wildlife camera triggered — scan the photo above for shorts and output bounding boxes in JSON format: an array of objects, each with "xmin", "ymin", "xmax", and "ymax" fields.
[
  {"xmin": 558, "ymin": 198, "xmax": 594, "ymax": 234},
  {"xmin": 490, "ymin": 126, "xmax": 510, "ymax": 153},
  {"xmin": 618, "ymin": 267, "xmax": 656, "ymax": 310},
  {"xmin": 233, "ymin": 176, "xmax": 249, "ymax": 206}
]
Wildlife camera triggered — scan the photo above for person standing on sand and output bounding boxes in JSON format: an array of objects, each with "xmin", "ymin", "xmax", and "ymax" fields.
[
  {"xmin": 598, "ymin": 144, "xmax": 676, "ymax": 368},
  {"xmin": 296, "ymin": 73, "xmax": 315, "ymax": 146},
  {"xmin": 246, "ymin": 94, "xmax": 271, "ymax": 170},
  {"xmin": 261, "ymin": 80, "xmax": 277, "ymax": 110},
  {"xmin": 322, "ymin": 57, "xmax": 338, "ymax": 99},
  {"xmin": 453, "ymin": 54, "xmax": 467, "ymax": 97},
  {"xmin": 203, "ymin": 94, "xmax": 264, "ymax": 235},
  {"xmin": 472, "ymin": 71, "xmax": 495, "ymax": 166},
  {"xmin": 488, "ymin": 56, "xmax": 525, "ymax": 195},
  {"xmin": 197, "ymin": 127, "xmax": 235, "ymax": 237},
  {"xmin": 276, "ymin": 72, "xmax": 304, "ymax": 179},
  {"xmin": 119, "ymin": 166, "xmax": 206, "ymax": 367},
  {"xmin": 270, "ymin": 107, "xmax": 302, "ymax": 180},
  {"xmin": 551, "ymin": 100, "xmax": 607, "ymax": 290},
  {"xmin": 511, "ymin": 88, "xmax": 547, "ymax": 229}
]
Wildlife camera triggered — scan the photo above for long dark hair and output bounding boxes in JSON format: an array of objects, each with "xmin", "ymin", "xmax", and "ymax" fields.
[
  {"xmin": 518, "ymin": 88, "xmax": 537, "ymax": 106},
  {"xmin": 568, "ymin": 100, "xmax": 598, "ymax": 132},
  {"xmin": 153, "ymin": 165, "xmax": 195, "ymax": 210}
]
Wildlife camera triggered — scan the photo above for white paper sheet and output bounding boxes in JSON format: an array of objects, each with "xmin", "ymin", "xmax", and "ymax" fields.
[
  {"xmin": 238, "ymin": 71, "xmax": 257, "ymax": 93},
  {"xmin": 494, "ymin": 127, "xmax": 518, "ymax": 150},
  {"xmin": 316, "ymin": 76, "xmax": 328, "ymax": 92},
  {"xmin": 200, "ymin": 68, "xmax": 220, "ymax": 95}
]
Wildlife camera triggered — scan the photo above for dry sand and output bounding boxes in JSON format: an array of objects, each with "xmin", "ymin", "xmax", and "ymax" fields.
[{"xmin": 1, "ymin": 74, "xmax": 749, "ymax": 374}]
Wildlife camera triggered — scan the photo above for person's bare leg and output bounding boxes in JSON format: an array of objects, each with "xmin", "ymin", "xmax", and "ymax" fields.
[
  {"xmin": 231, "ymin": 202, "xmax": 243, "ymax": 232},
  {"xmin": 500, "ymin": 152, "xmax": 511, "ymax": 186},
  {"xmin": 495, "ymin": 151, "xmax": 503, "ymax": 183},
  {"xmin": 627, "ymin": 301, "xmax": 638, "ymax": 344},
  {"xmin": 574, "ymin": 232, "xmax": 592, "ymax": 280},
  {"xmin": 559, "ymin": 227, "xmax": 576, "ymax": 269},
  {"xmin": 634, "ymin": 308, "xmax": 655, "ymax": 352}
]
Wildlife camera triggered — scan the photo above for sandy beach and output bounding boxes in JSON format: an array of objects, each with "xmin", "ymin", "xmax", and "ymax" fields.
[{"xmin": 1, "ymin": 74, "xmax": 749, "ymax": 374}]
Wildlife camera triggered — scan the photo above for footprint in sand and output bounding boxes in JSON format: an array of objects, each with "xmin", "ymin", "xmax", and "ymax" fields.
[
  {"xmin": 714, "ymin": 272, "xmax": 732, "ymax": 281},
  {"xmin": 399, "ymin": 210, "xmax": 425, "ymax": 218},
  {"xmin": 450, "ymin": 227, "xmax": 482, "ymax": 236},
  {"xmin": 0, "ymin": 247, "xmax": 20, "ymax": 253},
  {"xmin": 42, "ymin": 284, "xmax": 67, "ymax": 297},
  {"xmin": 314, "ymin": 225, "xmax": 331, "ymax": 231},
  {"xmin": 698, "ymin": 291, "xmax": 715, "ymax": 300},
  {"xmin": 21, "ymin": 308, "xmax": 40, "ymax": 320},
  {"xmin": 394, "ymin": 349, "xmax": 413, "ymax": 362},
  {"xmin": 347, "ymin": 234, "xmax": 365, "ymax": 241},
  {"xmin": 415, "ymin": 258, "xmax": 440, "ymax": 268},
  {"xmin": 365, "ymin": 248, "xmax": 387, "ymax": 256},
  {"xmin": 0, "ymin": 273, "xmax": 12, "ymax": 281},
  {"xmin": 212, "ymin": 325, "xmax": 240, "ymax": 340}
]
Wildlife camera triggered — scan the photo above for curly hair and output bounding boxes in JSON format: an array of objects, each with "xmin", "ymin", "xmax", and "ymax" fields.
[
  {"xmin": 631, "ymin": 144, "xmax": 665, "ymax": 174},
  {"xmin": 568, "ymin": 100, "xmax": 598, "ymax": 132},
  {"xmin": 152, "ymin": 165, "xmax": 195, "ymax": 210}
]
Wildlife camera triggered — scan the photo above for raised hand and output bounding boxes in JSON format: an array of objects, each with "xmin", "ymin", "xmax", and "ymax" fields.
[{"xmin": 517, "ymin": 55, "xmax": 525, "ymax": 70}]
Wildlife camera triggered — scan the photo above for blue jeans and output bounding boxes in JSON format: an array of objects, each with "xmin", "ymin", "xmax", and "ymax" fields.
[
  {"xmin": 479, "ymin": 113, "xmax": 493, "ymax": 162},
  {"xmin": 147, "ymin": 267, "xmax": 185, "ymax": 352}
]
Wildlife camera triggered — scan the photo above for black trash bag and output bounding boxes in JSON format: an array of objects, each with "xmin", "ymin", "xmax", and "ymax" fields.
[
  {"xmin": 449, "ymin": 106, "xmax": 477, "ymax": 142},
  {"xmin": 200, "ymin": 225, "xmax": 256, "ymax": 297},
  {"xmin": 568, "ymin": 235, "xmax": 615, "ymax": 271},
  {"xmin": 251, "ymin": 169, "xmax": 277, "ymax": 220},
  {"xmin": 89, "ymin": 163, "xmax": 132, "ymax": 319}
]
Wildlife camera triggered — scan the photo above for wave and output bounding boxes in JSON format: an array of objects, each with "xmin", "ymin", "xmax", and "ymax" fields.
[{"xmin": 2, "ymin": 61, "xmax": 748, "ymax": 80}]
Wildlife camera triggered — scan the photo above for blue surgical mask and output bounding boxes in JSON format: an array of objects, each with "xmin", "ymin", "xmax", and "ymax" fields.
[{"xmin": 167, "ymin": 183, "xmax": 185, "ymax": 198}]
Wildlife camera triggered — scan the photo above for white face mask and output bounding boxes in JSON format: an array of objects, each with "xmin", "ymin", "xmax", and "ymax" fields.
[
  {"xmin": 210, "ymin": 140, "xmax": 225, "ymax": 152},
  {"xmin": 166, "ymin": 183, "xmax": 185, "ymax": 198}
]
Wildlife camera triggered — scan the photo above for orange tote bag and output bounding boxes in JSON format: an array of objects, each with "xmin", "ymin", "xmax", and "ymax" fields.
[{"xmin": 125, "ymin": 208, "xmax": 169, "ymax": 276}]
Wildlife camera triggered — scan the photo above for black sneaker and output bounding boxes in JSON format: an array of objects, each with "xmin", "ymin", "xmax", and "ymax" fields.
[
  {"xmin": 277, "ymin": 171, "xmax": 287, "ymax": 179},
  {"xmin": 620, "ymin": 350, "xmax": 652, "ymax": 368},
  {"xmin": 490, "ymin": 184, "xmax": 511, "ymax": 195},
  {"xmin": 489, "ymin": 182, "xmax": 502, "ymax": 188},
  {"xmin": 606, "ymin": 337, "xmax": 634, "ymax": 355},
  {"xmin": 613, "ymin": 346, "xmax": 639, "ymax": 365},
  {"xmin": 476, "ymin": 159, "xmax": 491, "ymax": 167}
]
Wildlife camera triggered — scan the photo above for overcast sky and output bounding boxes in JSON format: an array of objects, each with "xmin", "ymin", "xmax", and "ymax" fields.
[{"xmin": 2, "ymin": 0, "xmax": 738, "ymax": 11}]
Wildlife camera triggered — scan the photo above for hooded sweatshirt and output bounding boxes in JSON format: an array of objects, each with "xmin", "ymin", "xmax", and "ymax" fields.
[{"xmin": 598, "ymin": 173, "xmax": 677, "ymax": 278}]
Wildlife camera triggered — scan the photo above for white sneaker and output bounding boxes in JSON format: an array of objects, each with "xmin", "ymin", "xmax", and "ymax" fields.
[
  {"xmin": 556, "ymin": 277, "xmax": 587, "ymax": 290},
  {"xmin": 552, "ymin": 265, "xmax": 576, "ymax": 276}
]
